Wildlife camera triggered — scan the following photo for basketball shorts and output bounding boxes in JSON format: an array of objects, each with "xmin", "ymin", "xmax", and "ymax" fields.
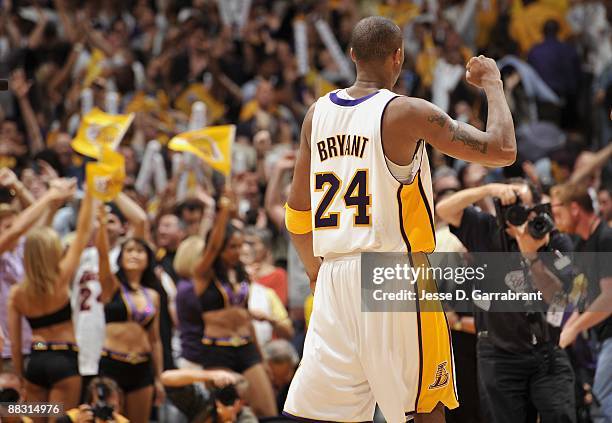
[{"xmin": 283, "ymin": 254, "xmax": 459, "ymax": 423}]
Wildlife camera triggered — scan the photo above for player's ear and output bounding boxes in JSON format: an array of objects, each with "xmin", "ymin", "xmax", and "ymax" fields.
[
  {"xmin": 393, "ymin": 47, "xmax": 402, "ymax": 66},
  {"xmin": 569, "ymin": 202, "xmax": 580, "ymax": 219},
  {"xmin": 349, "ymin": 47, "xmax": 357, "ymax": 62}
]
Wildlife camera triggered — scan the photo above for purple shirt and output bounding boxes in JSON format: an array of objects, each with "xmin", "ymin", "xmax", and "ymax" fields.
[
  {"xmin": 176, "ymin": 279, "xmax": 205, "ymax": 363},
  {"xmin": 527, "ymin": 37, "xmax": 580, "ymax": 97},
  {"xmin": 0, "ymin": 238, "xmax": 32, "ymax": 358}
]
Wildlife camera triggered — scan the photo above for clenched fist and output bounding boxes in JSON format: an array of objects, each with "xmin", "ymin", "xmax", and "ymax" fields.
[{"xmin": 466, "ymin": 55, "xmax": 501, "ymax": 88}]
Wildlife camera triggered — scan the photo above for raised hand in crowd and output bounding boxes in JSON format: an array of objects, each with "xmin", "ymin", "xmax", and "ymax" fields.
[
  {"xmin": 0, "ymin": 168, "xmax": 34, "ymax": 208},
  {"xmin": 0, "ymin": 177, "xmax": 77, "ymax": 253}
]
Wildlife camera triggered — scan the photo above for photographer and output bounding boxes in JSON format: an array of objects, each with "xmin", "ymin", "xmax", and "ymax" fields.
[
  {"xmin": 59, "ymin": 377, "xmax": 128, "ymax": 423},
  {"xmin": 551, "ymin": 183, "xmax": 612, "ymax": 423},
  {"xmin": 160, "ymin": 368, "xmax": 257, "ymax": 423},
  {"xmin": 436, "ymin": 179, "xmax": 576, "ymax": 423}
]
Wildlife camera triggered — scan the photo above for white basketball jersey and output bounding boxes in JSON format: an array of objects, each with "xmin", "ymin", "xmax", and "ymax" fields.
[
  {"xmin": 71, "ymin": 246, "xmax": 119, "ymax": 375},
  {"xmin": 310, "ymin": 89, "xmax": 436, "ymax": 258}
]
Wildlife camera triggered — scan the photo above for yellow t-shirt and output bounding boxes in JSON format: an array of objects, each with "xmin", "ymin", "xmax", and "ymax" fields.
[{"xmin": 266, "ymin": 288, "xmax": 289, "ymax": 322}]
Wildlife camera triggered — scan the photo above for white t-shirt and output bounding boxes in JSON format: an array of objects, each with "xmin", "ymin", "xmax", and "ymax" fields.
[
  {"xmin": 71, "ymin": 246, "xmax": 119, "ymax": 376},
  {"xmin": 248, "ymin": 283, "xmax": 288, "ymax": 348}
]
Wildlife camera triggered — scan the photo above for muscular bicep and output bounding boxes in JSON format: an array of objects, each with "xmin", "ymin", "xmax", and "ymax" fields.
[
  {"xmin": 287, "ymin": 105, "xmax": 314, "ymax": 211},
  {"xmin": 414, "ymin": 101, "xmax": 492, "ymax": 162},
  {"xmin": 395, "ymin": 98, "xmax": 511, "ymax": 167}
]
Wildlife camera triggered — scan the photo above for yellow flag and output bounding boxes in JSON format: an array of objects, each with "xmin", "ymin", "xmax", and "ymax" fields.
[
  {"xmin": 315, "ymin": 76, "xmax": 339, "ymax": 99},
  {"xmin": 86, "ymin": 147, "xmax": 126, "ymax": 202},
  {"xmin": 71, "ymin": 108, "xmax": 134, "ymax": 158},
  {"xmin": 305, "ymin": 70, "xmax": 338, "ymax": 98},
  {"xmin": 168, "ymin": 125, "xmax": 235, "ymax": 176},
  {"xmin": 378, "ymin": 3, "xmax": 420, "ymax": 26},
  {"xmin": 125, "ymin": 91, "xmax": 160, "ymax": 114},
  {"xmin": 84, "ymin": 49, "xmax": 106, "ymax": 88},
  {"xmin": 174, "ymin": 83, "xmax": 226, "ymax": 123}
]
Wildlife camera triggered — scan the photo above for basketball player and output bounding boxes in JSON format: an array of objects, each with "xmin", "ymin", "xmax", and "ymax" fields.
[{"xmin": 283, "ymin": 17, "xmax": 516, "ymax": 423}]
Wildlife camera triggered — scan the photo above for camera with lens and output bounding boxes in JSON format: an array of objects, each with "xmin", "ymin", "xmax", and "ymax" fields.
[
  {"xmin": 91, "ymin": 382, "xmax": 114, "ymax": 421},
  {"xmin": 501, "ymin": 199, "xmax": 555, "ymax": 239},
  {"xmin": 212, "ymin": 384, "xmax": 240, "ymax": 406},
  {"xmin": 494, "ymin": 195, "xmax": 556, "ymax": 250}
]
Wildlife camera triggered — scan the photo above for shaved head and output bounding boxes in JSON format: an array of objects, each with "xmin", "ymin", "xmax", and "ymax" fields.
[{"xmin": 350, "ymin": 16, "xmax": 403, "ymax": 63}]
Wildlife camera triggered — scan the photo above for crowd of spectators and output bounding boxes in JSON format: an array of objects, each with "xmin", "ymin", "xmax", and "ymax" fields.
[{"xmin": 0, "ymin": 0, "xmax": 610, "ymax": 422}]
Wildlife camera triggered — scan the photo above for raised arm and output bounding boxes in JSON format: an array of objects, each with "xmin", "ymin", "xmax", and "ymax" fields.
[
  {"xmin": 1, "ymin": 4, "xmax": 22, "ymax": 47},
  {"xmin": 96, "ymin": 205, "xmax": 119, "ymax": 303},
  {"xmin": 54, "ymin": 0, "xmax": 78, "ymax": 43},
  {"xmin": 115, "ymin": 192, "xmax": 150, "ymax": 242},
  {"xmin": 192, "ymin": 188, "xmax": 235, "ymax": 278},
  {"xmin": 569, "ymin": 143, "xmax": 612, "ymax": 185},
  {"xmin": 436, "ymin": 183, "xmax": 522, "ymax": 227},
  {"xmin": 10, "ymin": 70, "xmax": 45, "ymax": 155},
  {"xmin": 59, "ymin": 189, "xmax": 95, "ymax": 287},
  {"xmin": 286, "ymin": 105, "xmax": 322, "ymax": 290},
  {"xmin": 48, "ymin": 43, "xmax": 82, "ymax": 100},
  {"xmin": 83, "ymin": 21, "xmax": 115, "ymax": 58},
  {"xmin": 388, "ymin": 56, "xmax": 516, "ymax": 167},
  {"xmin": 0, "ymin": 178, "xmax": 76, "ymax": 254},
  {"xmin": 0, "ymin": 168, "xmax": 34, "ymax": 209},
  {"xmin": 194, "ymin": 185, "xmax": 217, "ymax": 239},
  {"xmin": 26, "ymin": 5, "xmax": 48, "ymax": 49}
]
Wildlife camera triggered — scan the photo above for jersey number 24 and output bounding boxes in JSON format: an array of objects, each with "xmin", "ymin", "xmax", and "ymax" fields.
[{"xmin": 314, "ymin": 169, "xmax": 371, "ymax": 229}]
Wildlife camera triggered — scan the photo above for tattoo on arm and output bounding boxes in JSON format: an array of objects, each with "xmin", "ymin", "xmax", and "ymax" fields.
[
  {"xmin": 448, "ymin": 121, "xmax": 488, "ymax": 154},
  {"xmin": 427, "ymin": 113, "xmax": 446, "ymax": 128}
]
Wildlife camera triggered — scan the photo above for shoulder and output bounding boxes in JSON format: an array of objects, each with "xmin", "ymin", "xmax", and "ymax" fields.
[
  {"xmin": 298, "ymin": 102, "xmax": 317, "ymax": 146},
  {"xmin": 384, "ymin": 96, "xmax": 435, "ymax": 119},
  {"xmin": 8, "ymin": 284, "xmax": 23, "ymax": 305},
  {"xmin": 145, "ymin": 287, "xmax": 160, "ymax": 304},
  {"xmin": 302, "ymin": 102, "xmax": 316, "ymax": 126},
  {"xmin": 382, "ymin": 96, "xmax": 443, "ymax": 133}
]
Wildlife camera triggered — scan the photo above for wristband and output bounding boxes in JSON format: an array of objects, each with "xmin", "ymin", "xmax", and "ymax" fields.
[
  {"xmin": 9, "ymin": 182, "xmax": 23, "ymax": 197},
  {"xmin": 284, "ymin": 203, "xmax": 312, "ymax": 234},
  {"xmin": 219, "ymin": 196, "xmax": 232, "ymax": 209}
]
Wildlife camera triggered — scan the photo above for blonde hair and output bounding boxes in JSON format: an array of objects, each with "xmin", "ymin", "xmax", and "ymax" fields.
[
  {"xmin": 550, "ymin": 183, "xmax": 595, "ymax": 213},
  {"xmin": 23, "ymin": 227, "xmax": 62, "ymax": 297},
  {"xmin": 173, "ymin": 236, "xmax": 205, "ymax": 279}
]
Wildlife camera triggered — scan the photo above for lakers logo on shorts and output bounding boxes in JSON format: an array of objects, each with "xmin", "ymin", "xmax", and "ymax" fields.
[{"xmin": 428, "ymin": 361, "xmax": 450, "ymax": 390}]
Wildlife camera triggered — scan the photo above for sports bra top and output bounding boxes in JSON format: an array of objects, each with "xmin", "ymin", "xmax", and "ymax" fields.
[
  {"xmin": 26, "ymin": 301, "xmax": 72, "ymax": 330},
  {"xmin": 200, "ymin": 279, "xmax": 249, "ymax": 313},
  {"xmin": 104, "ymin": 285, "xmax": 156, "ymax": 329}
]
